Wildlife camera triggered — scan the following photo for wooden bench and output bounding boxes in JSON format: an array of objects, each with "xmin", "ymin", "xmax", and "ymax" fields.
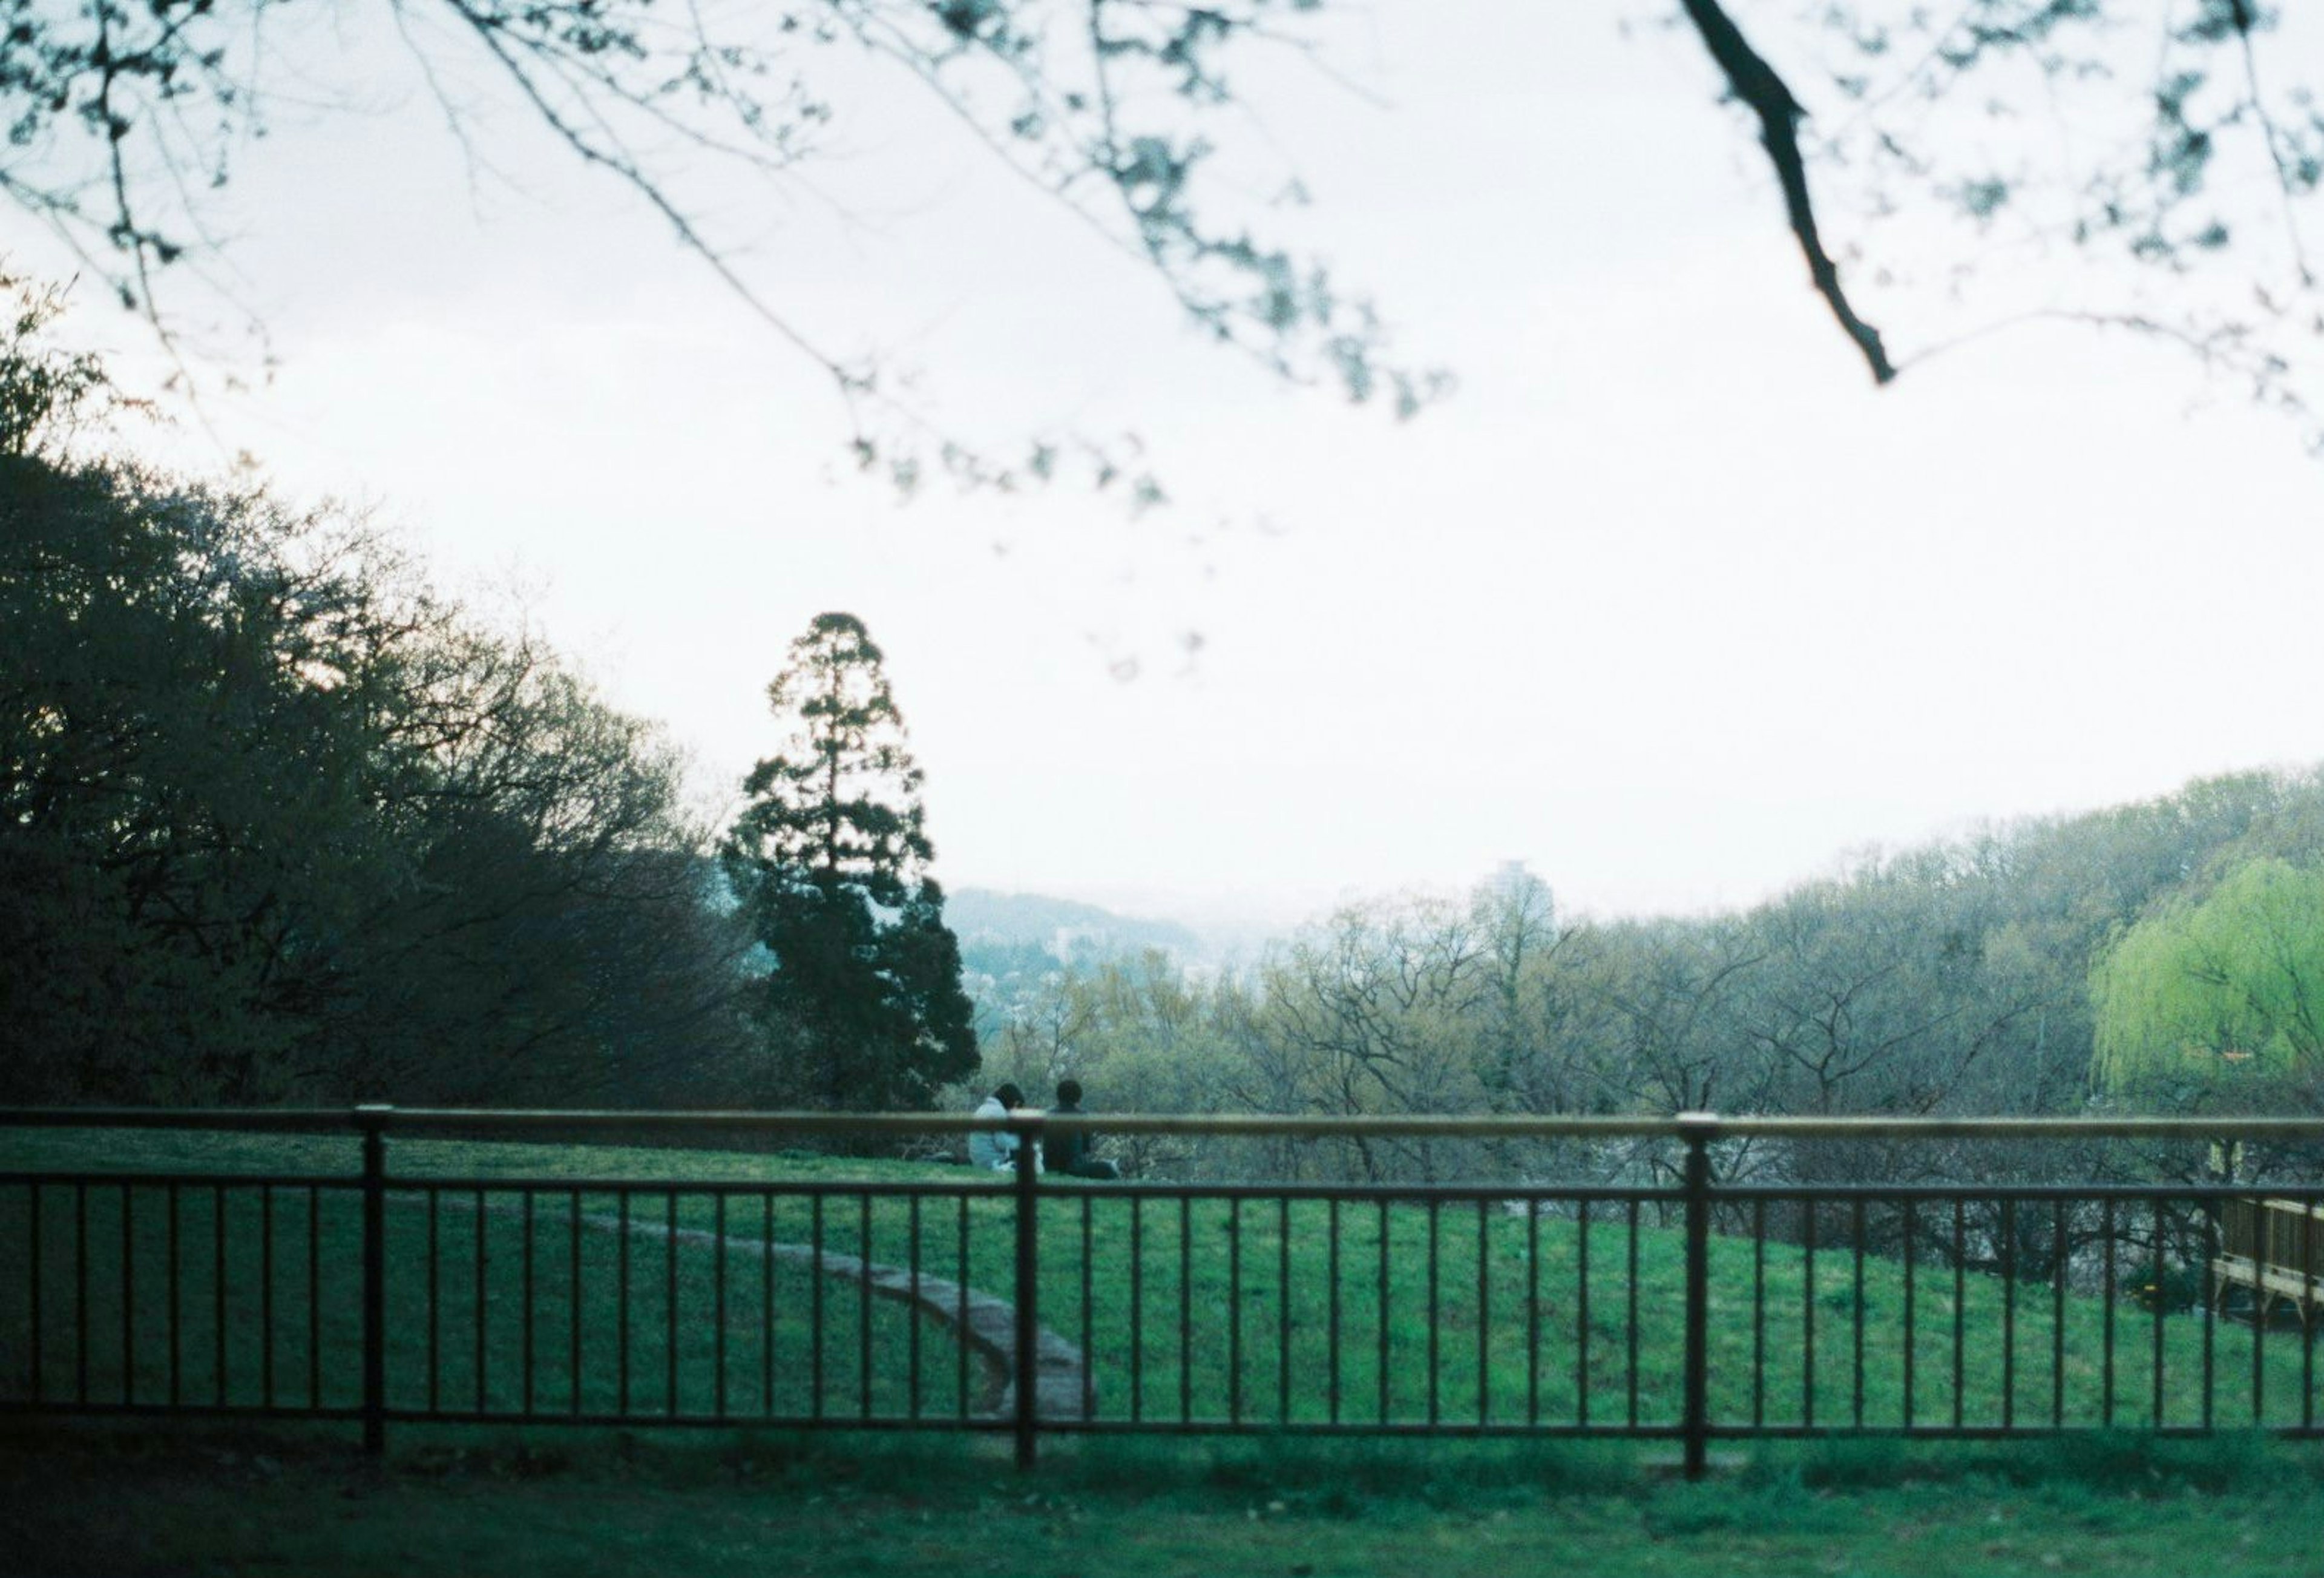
[{"xmin": 2211, "ymin": 1197, "xmax": 2324, "ymax": 1323}]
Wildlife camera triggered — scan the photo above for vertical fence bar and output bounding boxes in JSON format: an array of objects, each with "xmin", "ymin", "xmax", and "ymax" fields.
[
  {"xmin": 1085, "ymin": 1195, "xmax": 1098, "ymax": 1422},
  {"xmin": 2052, "ymin": 1201, "xmax": 2067, "ymax": 1428},
  {"xmin": 1575, "ymin": 1203, "xmax": 1590, "ymax": 1428},
  {"xmin": 571, "ymin": 1189, "xmax": 585, "ymax": 1418},
  {"xmin": 479, "ymin": 1187, "xmax": 492, "ymax": 1415},
  {"xmin": 2251, "ymin": 1205, "xmax": 2267, "ymax": 1426},
  {"xmin": 356, "ymin": 1105, "xmax": 389, "ymax": 1456},
  {"xmin": 1625, "ymin": 1198, "xmax": 1640, "ymax": 1430},
  {"xmin": 260, "ymin": 1186, "xmax": 274, "ymax": 1408},
  {"xmin": 120, "ymin": 1185, "xmax": 136, "ymax": 1405},
  {"xmin": 2001, "ymin": 1199, "xmax": 2017, "ymax": 1431},
  {"xmin": 1376, "ymin": 1198, "xmax": 1390, "ymax": 1424},
  {"xmin": 711, "ymin": 1192, "xmax": 725, "ymax": 1421},
  {"xmin": 907, "ymin": 1193, "xmax": 922, "ymax": 1423},
  {"xmin": 1680, "ymin": 1117, "xmax": 1712, "ymax": 1479},
  {"xmin": 2301, "ymin": 1200, "xmax": 2317, "ymax": 1433},
  {"xmin": 1901, "ymin": 1200, "xmax": 1916, "ymax": 1430},
  {"xmin": 960, "ymin": 1195, "xmax": 973, "ymax": 1422},
  {"xmin": 810, "ymin": 1194, "xmax": 823, "ymax": 1421},
  {"xmin": 2201, "ymin": 1198, "xmax": 2216, "ymax": 1430},
  {"xmin": 168, "ymin": 1185, "xmax": 181, "ymax": 1408},
  {"xmin": 2101, "ymin": 1198, "xmax": 2116, "ymax": 1428},
  {"xmin": 425, "ymin": 1191, "xmax": 441, "ymax": 1415},
  {"xmin": 859, "ymin": 1192, "xmax": 873, "ymax": 1422},
  {"xmin": 1338, "ymin": 1199, "xmax": 1357, "ymax": 1432},
  {"xmin": 1525, "ymin": 1195, "xmax": 1540, "ymax": 1427},
  {"xmin": 1183, "ymin": 1197, "xmax": 1196, "ymax": 1424},
  {"xmin": 1230, "ymin": 1197, "xmax": 1244, "ymax": 1425},
  {"xmin": 1281, "ymin": 1197, "xmax": 1294, "ymax": 1425},
  {"xmin": 1851, "ymin": 1197, "xmax": 1866, "ymax": 1430},
  {"xmin": 1751, "ymin": 1198, "xmax": 1765, "ymax": 1430},
  {"xmin": 666, "ymin": 1192, "xmax": 680, "ymax": 1419},
  {"xmin": 1130, "ymin": 1195, "xmax": 1144, "ymax": 1424},
  {"xmin": 2151, "ymin": 1197, "xmax": 2166, "ymax": 1428},
  {"xmin": 1802, "ymin": 1201, "xmax": 1817, "ymax": 1430},
  {"xmin": 28, "ymin": 1181, "xmax": 42, "ymax": 1405},
  {"xmin": 1013, "ymin": 1125, "xmax": 1040, "ymax": 1470},
  {"xmin": 74, "ymin": 1182, "xmax": 87, "ymax": 1406},
  {"xmin": 307, "ymin": 1188, "xmax": 321, "ymax": 1411},
  {"xmin": 1475, "ymin": 1198, "xmax": 1490, "ymax": 1426},
  {"xmin": 618, "ymin": 1192, "xmax": 632, "ymax": 1416},
  {"xmin": 1426, "ymin": 1199, "xmax": 1440, "ymax": 1427},
  {"xmin": 1952, "ymin": 1198, "xmax": 1966, "ymax": 1431},
  {"xmin": 523, "ymin": 1189, "xmax": 537, "ymax": 1418},
  {"xmin": 762, "ymin": 1192, "xmax": 776, "ymax": 1420}
]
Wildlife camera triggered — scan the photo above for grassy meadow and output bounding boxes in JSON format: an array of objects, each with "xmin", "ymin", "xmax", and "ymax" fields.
[{"xmin": 4, "ymin": 1125, "xmax": 2317, "ymax": 1438}]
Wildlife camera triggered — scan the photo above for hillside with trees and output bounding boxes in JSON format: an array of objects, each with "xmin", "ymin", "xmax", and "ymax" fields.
[
  {"xmin": 0, "ymin": 280, "xmax": 761, "ymax": 1108},
  {"xmin": 966, "ymin": 771, "xmax": 2324, "ymax": 1182},
  {"xmin": 8, "ymin": 272, "xmax": 2319, "ymax": 1157}
]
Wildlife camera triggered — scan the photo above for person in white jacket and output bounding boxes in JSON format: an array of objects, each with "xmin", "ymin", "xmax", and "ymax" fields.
[{"xmin": 968, "ymin": 1083, "xmax": 1026, "ymax": 1170}]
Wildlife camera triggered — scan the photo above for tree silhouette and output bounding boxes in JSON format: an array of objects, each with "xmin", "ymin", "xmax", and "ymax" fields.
[
  {"xmin": 8, "ymin": 3, "xmax": 2319, "ymax": 473},
  {"xmin": 720, "ymin": 613, "xmax": 979, "ymax": 1110}
]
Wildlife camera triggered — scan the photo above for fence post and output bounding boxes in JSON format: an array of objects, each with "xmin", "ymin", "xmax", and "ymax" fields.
[
  {"xmin": 1678, "ymin": 1111, "xmax": 1716, "ymax": 1481},
  {"xmin": 1013, "ymin": 1108, "xmax": 1043, "ymax": 1470},
  {"xmin": 356, "ymin": 1103, "xmax": 392, "ymax": 1456}
]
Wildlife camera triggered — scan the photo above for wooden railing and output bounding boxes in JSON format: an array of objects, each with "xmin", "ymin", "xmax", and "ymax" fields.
[{"xmin": 2217, "ymin": 1197, "xmax": 2324, "ymax": 1320}]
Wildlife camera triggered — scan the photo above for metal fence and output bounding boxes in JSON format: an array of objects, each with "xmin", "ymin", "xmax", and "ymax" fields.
[{"xmin": 3, "ymin": 1108, "xmax": 2322, "ymax": 1476}]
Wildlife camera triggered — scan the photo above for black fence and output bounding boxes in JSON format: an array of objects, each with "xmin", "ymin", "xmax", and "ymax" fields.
[{"xmin": 3, "ymin": 1109, "xmax": 2322, "ymax": 1476}]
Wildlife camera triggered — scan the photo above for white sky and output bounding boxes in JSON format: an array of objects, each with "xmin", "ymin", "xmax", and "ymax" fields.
[{"xmin": 18, "ymin": 4, "xmax": 2324, "ymax": 933}]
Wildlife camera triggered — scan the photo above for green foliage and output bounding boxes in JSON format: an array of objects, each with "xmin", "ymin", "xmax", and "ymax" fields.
[
  {"xmin": 0, "ymin": 272, "xmax": 114, "ymax": 457},
  {"xmin": 953, "ymin": 766, "xmax": 2324, "ymax": 1187},
  {"xmin": 2093, "ymin": 857, "xmax": 2324, "ymax": 1105},
  {"xmin": 0, "ymin": 295, "xmax": 754, "ymax": 1106},
  {"xmin": 719, "ymin": 614, "xmax": 978, "ymax": 1111},
  {"xmin": 0, "ymin": 2, "xmax": 1428, "ymax": 495}
]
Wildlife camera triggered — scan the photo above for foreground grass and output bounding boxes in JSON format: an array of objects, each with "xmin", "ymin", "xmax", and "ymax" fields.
[
  {"xmin": 7, "ymin": 1427, "xmax": 2324, "ymax": 1578},
  {"xmin": 5, "ymin": 1126, "xmax": 2316, "ymax": 1433}
]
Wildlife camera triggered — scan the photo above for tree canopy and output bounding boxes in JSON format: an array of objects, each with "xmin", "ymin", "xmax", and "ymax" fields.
[
  {"xmin": 962, "ymin": 766, "xmax": 2324, "ymax": 1183},
  {"xmin": 719, "ymin": 613, "xmax": 980, "ymax": 1110},
  {"xmin": 2092, "ymin": 856, "xmax": 2324, "ymax": 1108},
  {"xmin": 4, "ymin": 2, "xmax": 2319, "ymax": 475},
  {"xmin": 0, "ymin": 280, "xmax": 757, "ymax": 1106}
]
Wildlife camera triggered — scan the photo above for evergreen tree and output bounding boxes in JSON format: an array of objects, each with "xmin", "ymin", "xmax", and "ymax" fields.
[{"xmin": 720, "ymin": 613, "xmax": 979, "ymax": 1110}]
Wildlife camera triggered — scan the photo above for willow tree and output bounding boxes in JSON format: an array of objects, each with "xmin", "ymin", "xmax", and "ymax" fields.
[
  {"xmin": 2092, "ymin": 858, "xmax": 2324, "ymax": 1111},
  {"xmin": 719, "ymin": 613, "xmax": 979, "ymax": 1111}
]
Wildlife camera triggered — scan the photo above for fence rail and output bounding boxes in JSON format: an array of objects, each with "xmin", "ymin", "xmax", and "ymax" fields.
[{"xmin": 4, "ymin": 1108, "xmax": 2322, "ymax": 1476}]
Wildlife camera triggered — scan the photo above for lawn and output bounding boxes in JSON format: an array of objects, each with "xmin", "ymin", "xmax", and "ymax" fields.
[
  {"xmin": 2, "ymin": 1125, "xmax": 2317, "ymax": 1438},
  {"xmin": 7, "ymin": 1427, "xmax": 2324, "ymax": 1578}
]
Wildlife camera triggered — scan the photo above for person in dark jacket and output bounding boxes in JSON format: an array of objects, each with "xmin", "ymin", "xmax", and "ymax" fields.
[{"xmin": 1042, "ymin": 1079, "xmax": 1120, "ymax": 1180}]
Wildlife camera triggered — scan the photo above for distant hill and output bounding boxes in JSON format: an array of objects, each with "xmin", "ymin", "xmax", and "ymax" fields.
[{"xmin": 946, "ymin": 888, "xmax": 1201, "ymax": 966}]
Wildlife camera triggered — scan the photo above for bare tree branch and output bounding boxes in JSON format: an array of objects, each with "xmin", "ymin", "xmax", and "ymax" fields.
[{"xmin": 1678, "ymin": 0, "xmax": 1896, "ymax": 385}]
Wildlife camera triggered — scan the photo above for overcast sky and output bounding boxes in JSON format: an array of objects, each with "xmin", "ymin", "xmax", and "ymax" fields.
[{"xmin": 23, "ymin": 4, "xmax": 2324, "ymax": 933}]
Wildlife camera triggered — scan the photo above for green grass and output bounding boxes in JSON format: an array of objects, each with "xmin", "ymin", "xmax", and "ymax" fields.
[
  {"xmin": 0, "ymin": 1131, "xmax": 990, "ymax": 1422},
  {"xmin": 2, "ymin": 1126, "xmax": 2318, "ymax": 1437},
  {"xmin": 8, "ymin": 1428, "xmax": 2324, "ymax": 1577}
]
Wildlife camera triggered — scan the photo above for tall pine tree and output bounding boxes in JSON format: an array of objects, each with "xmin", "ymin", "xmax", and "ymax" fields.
[{"xmin": 719, "ymin": 613, "xmax": 979, "ymax": 1110}]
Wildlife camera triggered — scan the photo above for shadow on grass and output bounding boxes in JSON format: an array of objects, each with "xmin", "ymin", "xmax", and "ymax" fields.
[{"xmin": 6, "ymin": 1414, "xmax": 2318, "ymax": 1510}]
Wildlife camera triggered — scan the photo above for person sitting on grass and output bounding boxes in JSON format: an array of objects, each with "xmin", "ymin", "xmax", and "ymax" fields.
[
  {"xmin": 1042, "ymin": 1079, "xmax": 1121, "ymax": 1180},
  {"xmin": 968, "ymin": 1083, "xmax": 1026, "ymax": 1171}
]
